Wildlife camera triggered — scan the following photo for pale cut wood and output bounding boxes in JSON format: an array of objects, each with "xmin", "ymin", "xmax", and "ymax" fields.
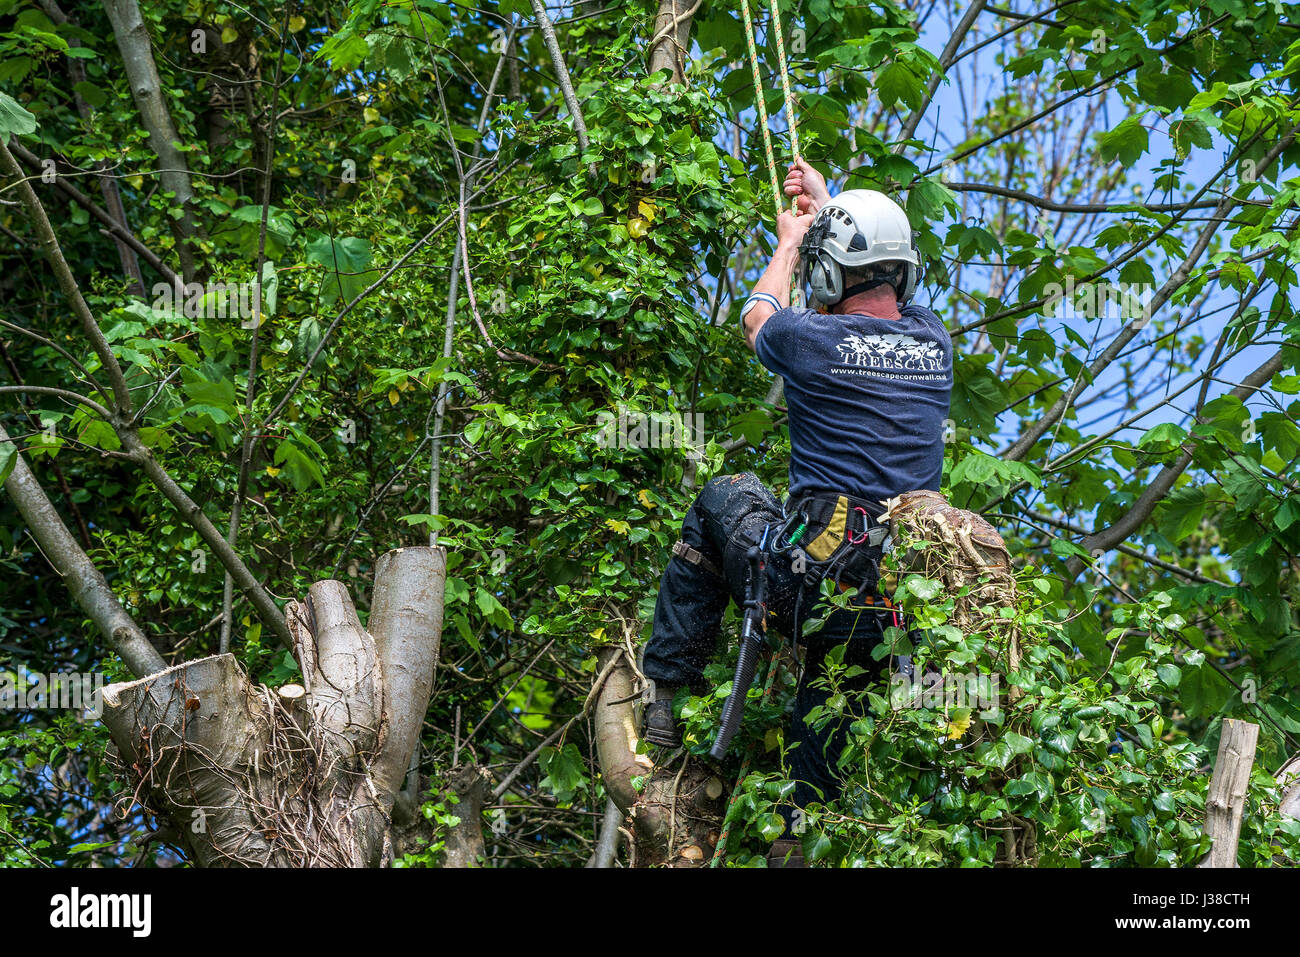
[{"xmin": 1199, "ymin": 719, "xmax": 1260, "ymax": 868}]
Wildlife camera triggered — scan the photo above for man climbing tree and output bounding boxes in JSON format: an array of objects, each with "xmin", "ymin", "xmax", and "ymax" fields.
[{"xmin": 640, "ymin": 160, "xmax": 953, "ymax": 866}]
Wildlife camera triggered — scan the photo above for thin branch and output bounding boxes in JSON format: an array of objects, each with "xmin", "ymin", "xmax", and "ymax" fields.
[
  {"xmin": 895, "ymin": 0, "xmax": 988, "ymax": 147},
  {"xmin": 1064, "ymin": 348, "xmax": 1288, "ymax": 577},
  {"xmin": 0, "ymin": 420, "xmax": 165, "ymax": 677},
  {"xmin": 529, "ymin": 0, "xmax": 595, "ymax": 175}
]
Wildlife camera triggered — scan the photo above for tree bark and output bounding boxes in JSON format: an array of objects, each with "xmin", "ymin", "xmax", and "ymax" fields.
[
  {"xmin": 647, "ymin": 0, "xmax": 696, "ymax": 85},
  {"xmin": 587, "ymin": 796, "xmax": 624, "ymax": 867},
  {"xmin": 102, "ymin": 0, "xmax": 200, "ymax": 280},
  {"xmin": 368, "ymin": 546, "xmax": 446, "ymax": 797},
  {"xmin": 100, "ymin": 547, "xmax": 446, "ymax": 866},
  {"xmin": 40, "ymin": 0, "xmax": 145, "ymax": 295},
  {"xmin": 1199, "ymin": 719, "xmax": 1259, "ymax": 868},
  {"xmin": 1, "ymin": 421, "xmax": 165, "ymax": 678},
  {"xmin": 591, "ymin": 644, "xmax": 724, "ymax": 866},
  {"xmin": 442, "ymin": 765, "xmax": 489, "ymax": 867}
]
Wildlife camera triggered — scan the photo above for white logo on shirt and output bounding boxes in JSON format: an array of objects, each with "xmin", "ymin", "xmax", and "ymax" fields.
[{"xmin": 835, "ymin": 332, "xmax": 943, "ymax": 372}]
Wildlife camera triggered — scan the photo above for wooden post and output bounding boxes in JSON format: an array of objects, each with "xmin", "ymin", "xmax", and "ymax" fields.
[{"xmin": 1198, "ymin": 719, "xmax": 1260, "ymax": 868}]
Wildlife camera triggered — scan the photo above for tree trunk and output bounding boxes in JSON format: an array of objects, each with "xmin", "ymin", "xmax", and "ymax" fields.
[
  {"xmin": 40, "ymin": 0, "xmax": 145, "ymax": 295},
  {"xmin": 100, "ymin": 547, "xmax": 446, "ymax": 866},
  {"xmin": 442, "ymin": 765, "xmax": 490, "ymax": 867},
  {"xmin": 591, "ymin": 643, "xmax": 724, "ymax": 866},
  {"xmin": 647, "ymin": 0, "xmax": 695, "ymax": 85},
  {"xmin": 102, "ymin": 0, "xmax": 200, "ymax": 280},
  {"xmin": 1199, "ymin": 719, "xmax": 1259, "ymax": 868}
]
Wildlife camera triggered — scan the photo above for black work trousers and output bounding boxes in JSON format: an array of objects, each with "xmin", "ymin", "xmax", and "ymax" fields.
[{"xmin": 642, "ymin": 472, "xmax": 896, "ymax": 828}]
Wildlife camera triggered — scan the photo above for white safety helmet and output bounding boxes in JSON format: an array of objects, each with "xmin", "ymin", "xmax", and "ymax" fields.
[{"xmin": 799, "ymin": 189, "xmax": 921, "ymax": 307}]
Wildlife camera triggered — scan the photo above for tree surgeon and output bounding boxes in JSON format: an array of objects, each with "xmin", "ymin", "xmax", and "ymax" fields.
[{"xmin": 640, "ymin": 159, "xmax": 953, "ymax": 866}]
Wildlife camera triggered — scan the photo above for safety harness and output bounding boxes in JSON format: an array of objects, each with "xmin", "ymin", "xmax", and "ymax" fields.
[
  {"xmin": 770, "ymin": 491, "xmax": 891, "ymax": 591},
  {"xmin": 698, "ymin": 490, "xmax": 902, "ymax": 762}
]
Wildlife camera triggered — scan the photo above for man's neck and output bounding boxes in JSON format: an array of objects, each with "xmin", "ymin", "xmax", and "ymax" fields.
[{"xmin": 834, "ymin": 287, "xmax": 901, "ymax": 319}]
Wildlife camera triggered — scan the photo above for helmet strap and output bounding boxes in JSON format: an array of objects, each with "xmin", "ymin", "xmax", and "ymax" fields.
[
  {"xmin": 841, "ymin": 263, "xmax": 907, "ymax": 302},
  {"xmin": 841, "ymin": 276, "xmax": 895, "ymax": 300}
]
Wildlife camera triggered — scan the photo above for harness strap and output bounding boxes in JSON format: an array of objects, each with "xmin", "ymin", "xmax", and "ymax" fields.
[
  {"xmin": 672, "ymin": 540, "xmax": 723, "ymax": 580},
  {"xmin": 781, "ymin": 492, "xmax": 887, "ymax": 558}
]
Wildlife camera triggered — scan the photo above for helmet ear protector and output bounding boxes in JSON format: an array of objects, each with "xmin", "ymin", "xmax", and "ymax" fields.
[
  {"xmin": 799, "ymin": 232, "xmax": 922, "ymax": 307},
  {"xmin": 799, "ymin": 218, "xmax": 845, "ymax": 306}
]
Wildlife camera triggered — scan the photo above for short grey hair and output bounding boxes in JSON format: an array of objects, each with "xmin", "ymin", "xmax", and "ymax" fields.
[{"xmin": 844, "ymin": 261, "xmax": 905, "ymax": 292}]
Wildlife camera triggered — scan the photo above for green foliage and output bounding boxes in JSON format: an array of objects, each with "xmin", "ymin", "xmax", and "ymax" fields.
[
  {"xmin": 3, "ymin": 0, "xmax": 1300, "ymax": 867},
  {"xmin": 712, "ymin": 563, "xmax": 1300, "ymax": 867}
]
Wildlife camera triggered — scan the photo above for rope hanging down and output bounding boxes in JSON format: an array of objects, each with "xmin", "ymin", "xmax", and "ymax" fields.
[
  {"xmin": 738, "ymin": 0, "xmax": 801, "ymax": 215},
  {"xmin": 711, "ymin": 2, "xmax": 802, "ymax": 868}
]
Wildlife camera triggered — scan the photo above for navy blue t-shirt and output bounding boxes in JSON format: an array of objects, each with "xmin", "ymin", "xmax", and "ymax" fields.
[{"xmin": 754, "ymin": 304, "xmax": 953, "ymax": 506}]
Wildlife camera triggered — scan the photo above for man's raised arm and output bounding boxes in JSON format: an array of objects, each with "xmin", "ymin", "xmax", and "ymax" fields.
[{"xmin": 741, "ymin": 207, "xmax": 813, "ymax": 352}]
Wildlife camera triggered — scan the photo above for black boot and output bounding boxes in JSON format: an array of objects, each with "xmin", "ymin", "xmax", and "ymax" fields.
[{"xmin": 642, "ymin": 698, "xmax": 682, "ymax": 748}]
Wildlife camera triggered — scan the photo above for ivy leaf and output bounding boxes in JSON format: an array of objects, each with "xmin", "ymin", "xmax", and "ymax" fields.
[
  {"xmin": 902, "ymin": 575, "xmax": 942, "ymax": 601},
  {"xmin": 539, "ymin": 743, "xmax": 586, "ymax": 802},
  {"xmin": 979, "ymin": 738, "xmax": 1015, "ymax": 769},
  {"xmin": 0, "ymin": 92, "xmax": 36, "ymax": 140}
]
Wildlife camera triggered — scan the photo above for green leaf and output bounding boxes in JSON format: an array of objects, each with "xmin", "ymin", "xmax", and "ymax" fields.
[
  {"xmin": 1277, "ymin": 498, "xmax": 1300, "ymax": 532},
  {"xmin": 1138, "ymin": 422, "xmax": 1187, "ymax": 452},
  {"xmin": 806, "ymin": 831, "xmax": 833, "ymax": 861},
  {"xmin": 0, "ymin": 92, "xmax": 36, "ymax": 139},
  {"xmin": 539, "ymin": 743, "xmax": 586, "ymax": 802},
  {"xmin": 273, "ymin": 439, "xmax": 326, "ymax": 491},
  {"xmin": 260, "ymin": 260, "xmax": 278, "ymax": 317},
  {"xmin": 1098, "ymin": 116, "xmax": 1149, "ymax": 168},
  {"xmin": 979, "ymin": 738, "xmax": 1015, "ymax": 769},
  {"xmin": 757, "ymin": 813, "xmax": 786, "ymax": 842},
  {"xmin": 1003, "ymin": 732, "xmax": 1034, "ymax": 755},
  {"xmin": 71, "ymin": 81, "xmax": 106, "ymax": 109},
  {"xmin": 0, "ymin": 441, "xmax": 14, "ymax": 486},
  {"xmin": 902, "ymin": 575, "xmax": 942, "ymax": 601},
  {"xmin": 305, "ymin": 235, "xmax": 375, "ymax": 304},
  {"xmin": 876, "ymin": 62, "xmax": 921, "ymax": 111}
]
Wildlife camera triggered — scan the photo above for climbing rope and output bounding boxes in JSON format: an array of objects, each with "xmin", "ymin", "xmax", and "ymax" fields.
[
  {"xmin": 738, "ymin": 0, "xmax": 782, "ymax": 216},
  {"xmin": 709, "ymin": 5, "xmax": 803, "ymax": 868},
  {"xmin": 737, "ymin": 0, "xmax": 802, "ymax": 305},
  {"xmin": 712, "ymin": 1, "xmax": 800, "ymax": 868},
  {"xmin": 762, "ymin": 0, "xmax": 802, "ymax": 179},
  {"xmin": 738, "ymin": 0, "xmax": 801, "ymax": 215}
]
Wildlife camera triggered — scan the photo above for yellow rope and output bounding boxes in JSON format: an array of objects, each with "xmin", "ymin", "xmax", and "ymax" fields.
[
  {"xmin": 737, "ymin": 0, "xmax": 803, "ymax": 306},
  {"xmin": 712, "ymin": 9, "xmax": 805, "ymax": 864}
]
